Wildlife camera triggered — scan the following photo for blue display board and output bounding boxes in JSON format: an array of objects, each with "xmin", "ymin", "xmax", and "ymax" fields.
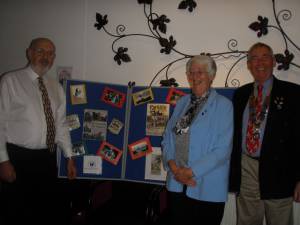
[
  {"xmin": 58, "ymin": 79, "xmax": 235, "ymax": 185},
  {"xmin": 58, "ymin": 80, "xmax": 128, "ymax": 180}
]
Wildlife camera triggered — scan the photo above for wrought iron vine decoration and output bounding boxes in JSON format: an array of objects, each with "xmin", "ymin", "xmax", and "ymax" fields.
[{"xmin": 94, "ymin": 0, "xmax": 299, "ymax": 87}]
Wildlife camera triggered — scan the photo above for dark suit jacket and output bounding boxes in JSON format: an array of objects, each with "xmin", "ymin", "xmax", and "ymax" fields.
[{"xmin": 229, "ymin": 76, "xmax": 300, "ymax": 199}]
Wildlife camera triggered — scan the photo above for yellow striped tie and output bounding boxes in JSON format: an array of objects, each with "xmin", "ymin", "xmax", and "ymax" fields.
[{"xmin": 37, "ymin": 77, "xmax": 56, "ymax": 152}]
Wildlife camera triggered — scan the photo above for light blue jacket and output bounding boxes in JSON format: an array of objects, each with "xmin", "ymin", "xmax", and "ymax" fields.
[{"xmin": 162, "ymin": 89, "xmax": 233, "ymax": 202}]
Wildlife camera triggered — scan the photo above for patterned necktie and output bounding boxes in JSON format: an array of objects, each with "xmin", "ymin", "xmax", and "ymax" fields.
[
  {"xmin": 174, "ymin": 93, "xmax": 209, "ymax": 135},
  {"xmin": 246, "ymin": 85, "xmax": 263, "ymax": 154},
  {"xmin": 37, "ymin": 77, "xmax": 56, "ymax": 152}
]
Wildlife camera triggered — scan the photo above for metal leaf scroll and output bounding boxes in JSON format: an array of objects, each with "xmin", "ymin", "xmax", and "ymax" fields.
[
  {"xmin": 151, "ymin": 15, "xmax": 170, "ymax": 34},
  {"xmin": 178, "ymin": 0, "xmax": 197, "ymax": 12},
  {"xmin": 159, "ymin": 36, "xmax": 176, "ymax": 54},
  {"xmin": 94, "ymin": 13, "xmax": 108, "ymax": 31},
  {"xmin": 249, "ymin": 16, "xmax": 269, "ymax": 37},
  {"xmin": 114, "ymin": 47, "xmax": 131, "ymax": 65},
  {"xmin": 275, "ymin": 50, "xmax": 294, "ymax": 71},
  {"xmin": 160, "ymin": 78, "xmax": 179, "ymax": 87},
  {"xmin": 94, "ymin": 0, "xmax": 299, "ymax": 87}
]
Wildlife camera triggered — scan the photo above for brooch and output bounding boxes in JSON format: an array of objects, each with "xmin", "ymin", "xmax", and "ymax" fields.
[{"xmin": 274, "ymin": 96, "xmax": 284, "ymax": 110}]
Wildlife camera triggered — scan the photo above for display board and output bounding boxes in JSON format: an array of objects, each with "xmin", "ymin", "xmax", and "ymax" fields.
[{"xmin": 58, "ymin": 79, "xmax": 235, "ymax": 185}]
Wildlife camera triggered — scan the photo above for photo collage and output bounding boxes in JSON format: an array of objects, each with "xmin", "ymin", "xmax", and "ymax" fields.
[{"xmin": 65, "ymin": 81, "xmax": 187, "ymax": 182}]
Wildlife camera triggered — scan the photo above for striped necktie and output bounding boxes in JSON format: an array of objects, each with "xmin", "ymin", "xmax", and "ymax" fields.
[{"xmin": 37, "ymin": 77, "xmax": 56, "ymax": 152}]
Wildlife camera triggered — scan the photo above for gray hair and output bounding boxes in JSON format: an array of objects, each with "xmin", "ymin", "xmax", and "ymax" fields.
[
  {"xmin": 28, "ymin": 37, "xmax": 55, "ymax": 50},
  {"xmin": 186, "ymin": 55, "xmax": 217, "ymax": 78},
  {"xmin": 247, "ymin": 42, "xmax": 274, "ymax": 61}
]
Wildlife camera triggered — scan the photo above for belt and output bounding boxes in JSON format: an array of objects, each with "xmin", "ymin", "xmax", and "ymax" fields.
[
  {"xmin": 244, "ymin": 153, "xmax": 260, "ymax": 161},
  {"xmin": 7, "ymin": 143, "xmax": 52, "ymax": 152}
]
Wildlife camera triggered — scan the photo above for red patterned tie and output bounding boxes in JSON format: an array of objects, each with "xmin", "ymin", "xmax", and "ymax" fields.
[
  {"xmin": 38, "ymin": 77, "xmax": 56, "ymax": 152},
  {"xmin": 246, "ymin": 85, "xmax": 263, "ymax": 154}
]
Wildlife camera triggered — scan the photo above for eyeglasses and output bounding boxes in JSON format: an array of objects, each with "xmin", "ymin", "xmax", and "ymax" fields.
[
  {"xmin": 187, "ymin": 70, "xmax": 208, "ymax": 77},
  {"xmin": 33, "ymin": 48, "xmax": 56, "ymax": 58},
  {"xmin": 249, "ymin": 55, "xmax": 273, "ymax": 62}
]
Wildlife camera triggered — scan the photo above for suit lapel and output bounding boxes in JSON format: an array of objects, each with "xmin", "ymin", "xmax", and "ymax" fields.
[
  {"xmin": 260, "ymin": 76, "xmax": 281, "ymax": 152},
  {"xmin": 236, "ymin": 84, "xmax": 253, "ymax": 122}
]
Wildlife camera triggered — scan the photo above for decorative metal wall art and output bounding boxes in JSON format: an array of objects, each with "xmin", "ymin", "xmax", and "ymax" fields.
[{"xmin": 94, "ymin": 0, "xmax": 299, "ymax": 87}]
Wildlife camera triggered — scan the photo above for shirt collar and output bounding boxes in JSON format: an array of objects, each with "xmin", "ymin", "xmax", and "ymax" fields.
[
  {"xmin": 254, "ymin": 76, "xmax": 273, "ymax": 95},
  {"xmin": 25, "ymin": 66, "xmax": 41, "ymax": 81}
]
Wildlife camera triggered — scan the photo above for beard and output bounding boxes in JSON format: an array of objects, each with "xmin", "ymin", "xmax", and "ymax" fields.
[
  {"xmin": 40, "ymin": 58, "xmax": 50, "ymax": 67},
  {"xmin": 39, "ymin": 66, "xmax": 51, "ymax": 75},
  {"xmin": 39, "ymin": 59, "xmax": 51, "ymax": 74},
  {"xmin": 31, "ymin": 59, "xmax": 52, "ymax": 76}
]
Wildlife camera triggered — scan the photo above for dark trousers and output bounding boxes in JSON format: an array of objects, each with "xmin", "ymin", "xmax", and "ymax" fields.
[
  {"xmin": 168, "ymin": 190, "xmax": 225, "ymax": 225},
  {"xmin": 0, "ymin": 143, "xmax": 70, "ymax": 225}
]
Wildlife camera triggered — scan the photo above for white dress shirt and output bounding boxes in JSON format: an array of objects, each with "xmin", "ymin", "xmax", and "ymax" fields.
[{"xmin": 0, "ymin": 66, "xmax": 73, "ymax": 162}]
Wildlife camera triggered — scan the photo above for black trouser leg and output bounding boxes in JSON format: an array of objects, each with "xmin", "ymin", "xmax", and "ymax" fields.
[{"xmin": 167, "ymin": 190, "xmax": 225, "ymax": 225}]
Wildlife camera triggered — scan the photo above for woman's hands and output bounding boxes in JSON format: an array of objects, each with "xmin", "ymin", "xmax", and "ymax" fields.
[{"xmin": 168, "ymin": 160, "xmax": 196, "ymax": 186}]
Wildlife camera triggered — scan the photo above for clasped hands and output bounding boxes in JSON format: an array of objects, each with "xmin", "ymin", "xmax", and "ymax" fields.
[{"xmin": 168, "ymin": 160, "xmax": 196, "ymax": 187}]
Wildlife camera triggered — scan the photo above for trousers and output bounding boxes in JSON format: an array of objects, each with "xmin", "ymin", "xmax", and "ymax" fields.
[
  {"xmin": 167, "ymin": 190, "xmax": 225, "ymax": 225},
  {"xmin": 0, "ymin": 143, "xmax": 70, "ymax": 225},
  {"xmin": 237, "ymin": 154, "xmax": 293, "ymax": 225}
]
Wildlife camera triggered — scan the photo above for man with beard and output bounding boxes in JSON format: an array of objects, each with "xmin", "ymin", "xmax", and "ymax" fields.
[{"xmin": 0, "ymin": 37, "xmax": 76, "ymax": 225}]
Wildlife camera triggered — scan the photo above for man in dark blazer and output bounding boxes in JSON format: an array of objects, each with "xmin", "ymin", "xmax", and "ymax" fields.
[{"xmin": 229, "ymin": 42, "xmax": 300, "ymax": 225}]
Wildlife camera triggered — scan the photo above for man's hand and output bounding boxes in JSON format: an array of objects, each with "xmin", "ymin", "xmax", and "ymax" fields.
[
  {"xmin": 0, "ymin": 161, "xmax": 16, "ymax": 182},
  {"xmin": 67, "ymin": 158, "xmax": 77, "ymax": 180}
]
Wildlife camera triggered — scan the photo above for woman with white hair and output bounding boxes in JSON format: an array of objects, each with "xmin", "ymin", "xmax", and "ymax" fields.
[{"xmin": 162, "ymin": 55, "xmax": 233, "ymax": 225}]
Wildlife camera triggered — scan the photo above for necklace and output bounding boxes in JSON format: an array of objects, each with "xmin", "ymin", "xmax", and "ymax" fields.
[{"xmin": 173, "ymin": 91, "xmax": 209, "ymax": 135}]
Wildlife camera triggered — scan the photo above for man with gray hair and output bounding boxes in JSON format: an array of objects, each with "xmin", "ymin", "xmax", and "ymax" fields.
[
  {"xmin": 230, "ymin": 42, "xmax": 300, "ymax": 225},
  {"xmin": 0, "ymin": 37, "xmax": 76, "ymax": 225}
]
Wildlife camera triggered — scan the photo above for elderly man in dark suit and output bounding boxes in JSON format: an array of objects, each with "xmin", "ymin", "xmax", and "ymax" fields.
[{"xmin": 229, "ymin": 42, "xmax": 300, "ymax": 225}]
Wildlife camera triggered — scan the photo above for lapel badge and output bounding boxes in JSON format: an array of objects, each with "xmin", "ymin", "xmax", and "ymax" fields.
[{"xmin": 274, "ymin": 96, "xmax": 284, "ymax": 110}]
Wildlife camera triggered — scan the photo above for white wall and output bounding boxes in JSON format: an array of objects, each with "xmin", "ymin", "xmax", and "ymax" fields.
[
  {"xmin": 0, "ymin": 0, "xmax": 86, "ymax": 79},
  {"xmin": 1, "ymin": 0, "xmax": 300, "ymax": 87},
  {"xmin": 1, "ymin": 0, "xmax": 300, "ymax": 224}
]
